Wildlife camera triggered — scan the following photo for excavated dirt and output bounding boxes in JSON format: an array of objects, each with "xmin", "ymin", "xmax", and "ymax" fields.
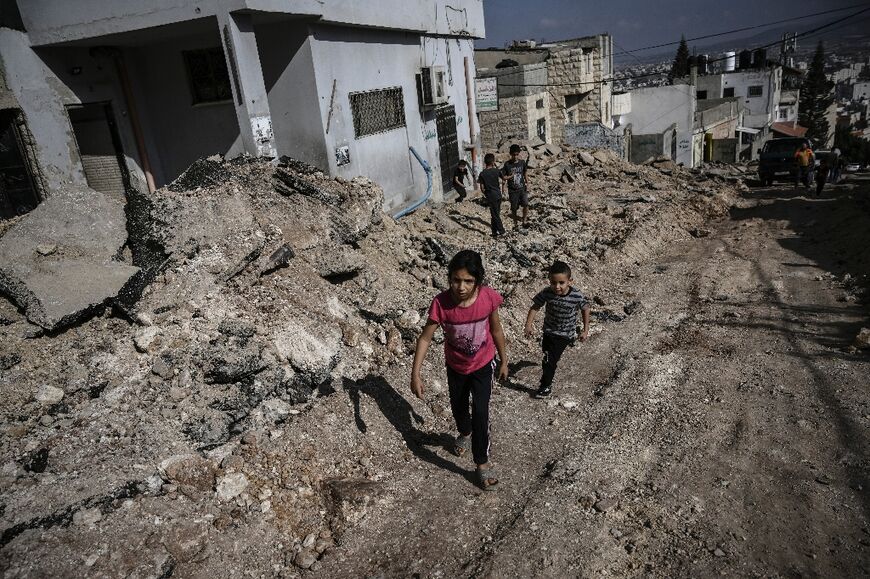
[{"xmin": 0, "ymin": 149, "xmax": 866, "ymax": 578}]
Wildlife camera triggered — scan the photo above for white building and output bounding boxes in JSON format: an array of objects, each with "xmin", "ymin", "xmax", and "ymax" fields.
[
  {"xmin": 0, "ymin": 0, "xmax": 485, "ymax": 216},
  {"xmin": 853, "ymin": 81, "xmax": 870, "ymax": 102},
  {"xmin": 624, "ymin": 84, "xmax": 696, "ymax": 167}
]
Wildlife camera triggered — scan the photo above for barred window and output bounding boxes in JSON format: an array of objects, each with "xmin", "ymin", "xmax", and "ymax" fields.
[
  {"xmin": 349, "ymin": 87, "xmax": 406, "ymax": 138},
  {"xmin": 183, "ymin": 48, "xmax": 232, "ymax": 104}
]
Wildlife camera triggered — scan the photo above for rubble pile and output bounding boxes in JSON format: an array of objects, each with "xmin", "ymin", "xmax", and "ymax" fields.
[{"xmin": 0, "ymin": 150, "xmax": 742, "ymax": 576}]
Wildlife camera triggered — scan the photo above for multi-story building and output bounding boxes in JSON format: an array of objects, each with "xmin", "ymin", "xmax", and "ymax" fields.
[
  {"xmin": 475, "ymin": 34, "xmax": 614, "ymax": 148},
  {"xmin": 0, "ymin": 0, "xmax": 485, "ymax": 216},
  {"xmin": 682, "ymin": 62, "xmax": 784, "ymax": 159}
]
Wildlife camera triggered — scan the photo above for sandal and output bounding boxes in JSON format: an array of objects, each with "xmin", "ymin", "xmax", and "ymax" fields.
[
  {"xmin": 454, "ymin": 434, "xmax": 471, "ymax": 458},
  {"xmin": 476, "ymin": 466, "xmax": 499, "ymax": 491}
]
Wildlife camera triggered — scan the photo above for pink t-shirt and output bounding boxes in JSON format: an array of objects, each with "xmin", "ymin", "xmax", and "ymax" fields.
[{"xmin": 427, "ymin": 286, "xmax": 503, "ymax": 374}]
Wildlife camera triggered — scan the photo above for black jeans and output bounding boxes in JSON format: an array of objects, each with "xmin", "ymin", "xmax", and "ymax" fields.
[
  {"xmin": 487, "ymin": 198, "xmax": 506, "ymax": 236},
  {"xmin": 541, "ymin": 333, "xmax": 572, "ymax": 388},
  {"xmin": 446, "ymin": 360, "xmax": 494, "ymax": 465},
  {"xmin": 454, "ymin": 184, "xmax": 467, "ymax": 201}
]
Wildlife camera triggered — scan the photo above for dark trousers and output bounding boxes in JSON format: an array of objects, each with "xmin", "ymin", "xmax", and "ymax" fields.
[
  {"xmin": 816, "ymin": 169, "xmax": 828, "ymax": 196},
  {"xmin": 488, "ymin": 199, "xmax": 506, "ymax": 236},
  {"xmin": 541, "ymin": 333, "xmax": 572, "ymax": 388},
  {"xmin": 796, "ymin": 165, "xmax": 812, "ymax": 188},
  {"xmin": 446, "ymin": 361, "xmax": 494, "ymax": 465},
  {"xmin": 454, "ymin": 185, "xmax": 467, "ymax": 201}
]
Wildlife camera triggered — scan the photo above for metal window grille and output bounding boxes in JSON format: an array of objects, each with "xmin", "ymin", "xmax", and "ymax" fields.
[
  {"xmin": 748, "ymin": 85, "xmax": 763, "ymax": 97},
  {"xmin": 183, "ymin": 48, "xmax": 232, "ymax": 104},
  {"xmin": 349, "ymin": 87, "xmax": 406, "ymax": 138}
]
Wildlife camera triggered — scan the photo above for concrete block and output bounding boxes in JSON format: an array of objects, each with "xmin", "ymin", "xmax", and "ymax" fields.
[{"xmin": 0, "ymin": 186, "xmax": 138, "ymax": 331}]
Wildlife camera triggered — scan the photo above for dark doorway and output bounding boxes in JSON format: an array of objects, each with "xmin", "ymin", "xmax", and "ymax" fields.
[
  {"xmin": 435, "ymin": 104, "xmax": 459, "ymax": 190},
  {"xmin": 0, "ymin": 109, "xmax": 41, "ymax": 219},
  {"xmin": 67, "ymin": 102, "xmax": 131, "ymax": 197}
]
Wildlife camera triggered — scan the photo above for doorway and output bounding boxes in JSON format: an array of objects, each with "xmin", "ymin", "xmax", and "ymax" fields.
[
  {"xmin": 435, "ymin": 104, "xmax": 459, "ymax": 190},
  {"xmin": 67, "ymin": 102, "xmax": 131, "ymax": 197},
  {"xmin": 0, "ymin": 109, "xmax": 41, "ymax": 219}
]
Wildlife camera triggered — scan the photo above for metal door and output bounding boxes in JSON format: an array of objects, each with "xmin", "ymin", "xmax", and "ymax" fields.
[
  {"xmin": 435, "ymin": 104, "xmax": 459, "ymax": 189},
  {"xmin": 68, "ymin": 102, "xmax": 131, "ymax": 197}
]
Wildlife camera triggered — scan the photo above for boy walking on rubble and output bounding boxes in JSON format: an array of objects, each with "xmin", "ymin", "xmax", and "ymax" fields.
[
  {"xmin": 501, "ymin": 144, "xmax": 530, "ymax": 229},
  {"xmin": 524, "ymin": 260, "xmax": 591, "ymax": 398},
  {"xmin": 478, "ymin": 153, "xmax": 507, "ymax": 238}
]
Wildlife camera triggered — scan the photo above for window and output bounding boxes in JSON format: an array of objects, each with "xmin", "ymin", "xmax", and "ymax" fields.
[
  {"xmin": 567, "ymin": 111, "xmax": 575, "ymax": 123},
  {"xmin": 778, "ymin": 108, "xmax": 788, "ymax": 120},
  {"xmin": 748, "ymin": 85, "xmax": 763, "ymax": 97},
  {"xmin": 723, "ymin": 87, "xmax": 735, "ymax": 97},
  {"xmin": 349, "ymin": 87, "xmax": 406, "ymax": 138},
  {"xmin": 183, "ymin": 48, "xmax": 232, "ymax": 104},
  {"xmin": 537, "ymin": 117, "xmax": 547, "ymax": 140},
  {"xmin": 536, "ymin": 98, "xmax": 545, "ymax": 109},
  {"xmin": 697, "ymin": 90, "xmax": 708, "ymax": 100}
]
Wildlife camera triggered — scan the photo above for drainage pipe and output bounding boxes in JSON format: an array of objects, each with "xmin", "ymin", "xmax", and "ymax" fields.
[{"xmin": 393, "ymin": 146, "xmax": 432, "ymax": 219}]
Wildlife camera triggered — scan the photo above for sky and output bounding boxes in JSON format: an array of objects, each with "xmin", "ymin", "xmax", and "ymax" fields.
[{"xmin": 478, "ymin": 0, "xmax": 866, "ymax": 56}]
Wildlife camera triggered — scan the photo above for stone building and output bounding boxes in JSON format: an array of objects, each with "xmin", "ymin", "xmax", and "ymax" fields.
[
  {"xmin": 474, "ymin": 57, "xmax": 550, "ymax": 149},
  {"xmin": 475, "ymin": 33, "xmax": 614, "ymax": 148},
  {"xmin": 0, "ymin": 0, "xmax": 485, "ymax": 217}
]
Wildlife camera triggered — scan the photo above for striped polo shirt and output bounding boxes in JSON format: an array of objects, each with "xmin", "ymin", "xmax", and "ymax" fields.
[{"xmin": 532, "ymin": 287, "xmax": 590, "ymax": 339}]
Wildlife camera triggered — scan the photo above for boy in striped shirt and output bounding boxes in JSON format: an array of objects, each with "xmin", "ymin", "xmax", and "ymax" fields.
[{"xmin": 524, "ymin": 261, "xmax": 591, "ymax": 398}]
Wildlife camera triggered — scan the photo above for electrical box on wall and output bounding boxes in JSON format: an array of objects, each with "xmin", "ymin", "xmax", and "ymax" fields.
[{"xmin": 418, "ymin": 66, "xmax": 448, "ymax": 107}]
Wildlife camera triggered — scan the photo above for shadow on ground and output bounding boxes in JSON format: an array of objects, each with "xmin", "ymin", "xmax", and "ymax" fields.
[{"xmin": 343, "ymin": 376, "xmax": 476, "ymax": 486}]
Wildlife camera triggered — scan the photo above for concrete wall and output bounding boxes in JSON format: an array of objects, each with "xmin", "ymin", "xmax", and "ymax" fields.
[
  {"xmin": 712, "ymin": 138, "xmax": 739, "ymax": 163},
  {"xmin": 564, "ymin": 122, "xmax": 625, "ymax": 158},
  {"xmin": 626, "ymin": 84, "xmax": 694, "ymax": 166},
  {"xmin": 478, "ymin": 91, "xmax": 549, "ymax": 149},
  {"xmin": 631, "ymin": 132, "xmax": 667, "ymax": 164},
  {"xmin": 546, "ymin": 44, "xmax": 599, "ymax": 145},
  {"xmin": 131, "ymin": 29, "xmax": 243, "ymax": 185},
  {"xmin": 20, "ymin": 0, "xmax": 485, "ymax": 46},
  {"xmin": 612, "ymin": 92, "xmax": 631, "ymax": 117},
  {"xmin": 306, "ymin": 24, "xmax": 476, "ymax": 212},
  {"xmin": 0, "ymin": 29, "xmax": 148, "ymax": 193},
  {"xmin": 256, "ymin": 21, "xmax": 327, "ymax": 169},
  {"xmin": 695, "ymin": 98, "xmax": 741, "ymax": 140},
  {"xmin": 478, "ymin": 62, "xmax": 547, "ymax": 98}
]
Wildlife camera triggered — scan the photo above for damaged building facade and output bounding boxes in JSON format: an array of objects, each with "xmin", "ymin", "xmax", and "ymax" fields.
[
  {"xmin": 0, "ymin": 0, "xmax": 485, "ymax": 215},
  {"xmin": 475, "ymin": 34, "xmax": 614, "ymax": 149}
]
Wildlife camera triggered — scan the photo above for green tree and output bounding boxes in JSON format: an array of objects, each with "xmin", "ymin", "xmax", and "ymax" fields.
[
  {"xmin": 798, "ymin": 41, "xmax": 834, "ymax": 148},
  {"xmin": 668, "ymin": 36, "xmax": 690, "ymax": 84}
]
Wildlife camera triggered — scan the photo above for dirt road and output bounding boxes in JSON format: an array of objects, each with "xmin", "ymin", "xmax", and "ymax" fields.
[{"xmin": 317, "ymin": 178, "xmax": 870, "ymax": 578}]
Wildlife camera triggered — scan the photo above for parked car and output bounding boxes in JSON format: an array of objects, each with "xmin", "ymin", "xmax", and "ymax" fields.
[
  {"xmin": 845, "ymin": 163, "xmax": 861, "ymax": 172},
  {"xmin": 757, "ymin": 137, "xmax": 813, "ymax": 186}
]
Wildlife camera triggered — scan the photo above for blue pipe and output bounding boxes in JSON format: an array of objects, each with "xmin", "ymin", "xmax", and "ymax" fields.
[{"xmin": 393, "ymin": 146, "xmax": 432, "ymax": 219}]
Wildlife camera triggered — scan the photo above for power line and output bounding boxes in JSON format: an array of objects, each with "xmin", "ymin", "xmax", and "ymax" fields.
[
  {"xmin": 491, "ymin": 6, "xmax": 870, "ymax": 89},
  {"xmin": 614, "ymin": 3, "xmax": 870, "ymax": 56}
]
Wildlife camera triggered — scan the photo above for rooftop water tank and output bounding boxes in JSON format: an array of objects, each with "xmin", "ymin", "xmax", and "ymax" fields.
[{"xmin": 724, "ymin": 51, "xmax": 736, "ymax": 72}]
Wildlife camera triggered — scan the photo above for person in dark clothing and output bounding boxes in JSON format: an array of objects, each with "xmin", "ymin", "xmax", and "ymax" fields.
[
  {"xmin": 452, "ymin": 160, "xmax": 469, "ymax": 202},
  {"xmin": 478, "ymin": 153, "xmax": 506, "ymax": 238},
  {"xmin": 524, "ymin": 261, "xmax": 591, "ymax": 398},
  {"xmin": 816, "ymin": 155, "xmax": 830, "ymax": 197},
  {"xmin": 500, "ymin": 144, "xmax": 530, "ymax": 228}
]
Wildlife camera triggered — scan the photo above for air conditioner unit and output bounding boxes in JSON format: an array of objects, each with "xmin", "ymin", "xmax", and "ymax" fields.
[{"xmin": 419, "ymin": 66, "xmax": 448, "ymax": 107}]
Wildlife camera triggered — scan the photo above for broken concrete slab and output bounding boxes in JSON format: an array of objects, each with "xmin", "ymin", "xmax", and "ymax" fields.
[
  {"xmin": 0, "ymin": 186, "xmax": 139, "ymax": 331},
  {"xmin": 578, "ymin": 151, "xmax": 596, "ymax": 166}
]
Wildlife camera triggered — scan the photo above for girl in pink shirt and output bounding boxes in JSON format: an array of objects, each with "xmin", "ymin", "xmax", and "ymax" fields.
[{"xmin": 411, "ymin": 250, "xmax": 508, "ymax": 490}]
